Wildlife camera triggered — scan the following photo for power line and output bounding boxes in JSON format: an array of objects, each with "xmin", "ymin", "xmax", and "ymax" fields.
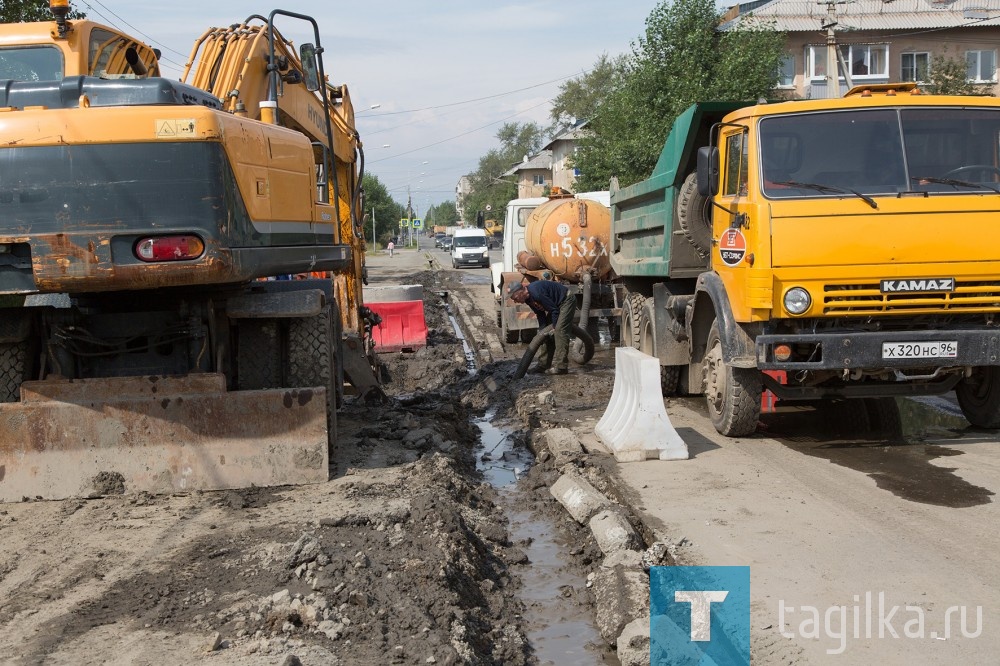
[
  {"xmin": 367, "ymin": 99, "xmax": 551, "ymax": 165},
  {"xmin": 363, "ymin": 71, "xmax": 588, "ymax": 117}
]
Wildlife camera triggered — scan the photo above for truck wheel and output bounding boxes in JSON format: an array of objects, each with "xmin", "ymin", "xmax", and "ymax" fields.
[
  {"xmin": 496, "ymin": 307, "xmax": 502, "ymax": 328},
  {"xmin": 287, "ymin": 304, "xmax": 338, "ymax": 450},
  {"xmin": 520, "ymin": 328, "xmax": 535, "ymax": 343},
  {"xmin": 677, "ymin": 172, "xmax": 713, "ymax": 260},
  {"xmin": 0, "ymin": 340, "xmax": 30, "ymax": 403},
  {"xmin": 621, "ymin": 292, "xmax": 645, "ymax": 349},
  {"xmin": 505, "ymin": 328, "xmax": 520, "ymax": 344},
  {"xmin": 639, "ymin": 298, "xmax": 679, "ymax": 395},
  {"xmin": 864, "ymin": 397, "xmax": 903, "ymax": 438},
  {"xmin": 956, "ymin": 366, "xmax": 1000, "ymax": 428},
  {"xmin": 702, "ymin": 320, "xmax": 760, "ymax": 436}
]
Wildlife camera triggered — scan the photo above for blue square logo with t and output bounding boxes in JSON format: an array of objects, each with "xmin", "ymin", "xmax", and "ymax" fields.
[{"xmin": 650, "ymin": 566, "xmax": 750, "ymax": 665}]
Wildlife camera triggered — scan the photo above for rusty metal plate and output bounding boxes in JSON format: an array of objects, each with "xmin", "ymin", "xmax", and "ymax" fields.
[{"xmin": 0, "ymin": 374, "xmax": 329, "ymax": 502}]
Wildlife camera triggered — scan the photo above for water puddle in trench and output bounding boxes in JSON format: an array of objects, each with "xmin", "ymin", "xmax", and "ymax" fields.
[
  {"xmin": 474, "ymin": 411, "xmax": 612, "ymax": 665},
  {"xmin": 446, "ymin": 307, "xmax": 478, "ymax": 373}
]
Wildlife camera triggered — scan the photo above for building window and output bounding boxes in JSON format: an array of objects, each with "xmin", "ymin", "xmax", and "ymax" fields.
[
  {"xmin": 807, "ymin": 44, "xmax": 888, "ymax": 80},
  {"xmin": 776, "ymin": 54, "xmax": 795, "ymax": 88},
  {"xmin": 967, "ymin": 50, "xmax": 996, "ymax": 82},
  {"xmin": 901, "ymin": 52, "xmax": 930, "ymax": 82},
  {"xmin": 532, "ymin": 174, "xmax": 545, "ymax": 186}
]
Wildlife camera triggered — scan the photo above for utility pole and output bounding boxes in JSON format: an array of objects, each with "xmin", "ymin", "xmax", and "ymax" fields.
[
  {"xmin": 823, "ymin": 1, "xmax": 840, "ymax": 99},
  {"xmin": 371, "ymin": 207, "xmax": 376, "ymax": 250},
  {"xmin": 406, "ymin": 189, "xmax": 414, "ymax": 248}
]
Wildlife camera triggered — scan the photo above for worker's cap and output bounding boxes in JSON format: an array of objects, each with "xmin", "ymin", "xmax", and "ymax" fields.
[{"xmin": 507, "ymin": 282, "xmax": 525, "ymax": 297}]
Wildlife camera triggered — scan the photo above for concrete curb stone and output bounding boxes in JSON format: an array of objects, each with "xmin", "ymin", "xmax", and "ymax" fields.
[
  {"xmin": 589, "ymin": 509, "xmax": 642, "ymax": 557},
  {"xmin": 549, "ymin": 473, "xmax": 613, "ymax": 524}
]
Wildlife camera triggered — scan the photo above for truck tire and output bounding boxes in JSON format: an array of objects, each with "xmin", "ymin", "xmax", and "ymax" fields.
[
  {"xmin": 864, "ymin": 397, "xmax": 903, "ymax": 438},
  {"xmin": 639, "ymin": 298, "xmax": 679, "ymax": 395},
  {"xmin": 677, "ymin": 172, "xmax": 713, "ymax": 260},
  {"xmin": 520, "ymin": 328, "xmax": 535, "ymax": 343},
  {"xmin": 236, "ymin": 320, "xmax": 281, "ymax": 390},
  {"xmin": 702, "ymin": 320, "xmax": 760, "ymax": 436},
  {"xmin": 621, "ymin": 292, "xmax": 645, "ymax": 349},
  {"xmin": 956, "ymin": 366, "xmax": 1000, "ymax": 428},
  {"xmin": 505, "ymin": 328, "xmax": 520, "ymax": 344},
  {"xmin": 0, "ymin": 341, "xmax": 29, "ymax": 403},
  {"xmin": 287, "ymin": 304, "xmax": 337, "ymax": 449}
]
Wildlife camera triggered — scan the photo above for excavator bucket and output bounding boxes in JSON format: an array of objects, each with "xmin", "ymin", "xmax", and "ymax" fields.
[{"xmin": 0, "ymin": 374, "xmax": 328, "ymax": 502}]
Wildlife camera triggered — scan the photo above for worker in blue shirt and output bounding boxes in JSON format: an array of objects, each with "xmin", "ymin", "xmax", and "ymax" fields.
[{"xmin": 509, "ymin": 280, "xmax": 576, "ymax": 375}]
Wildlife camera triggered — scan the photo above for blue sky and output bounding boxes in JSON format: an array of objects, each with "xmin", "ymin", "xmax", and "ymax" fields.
[{"xmin": 81, "ymin": 2, "xmax": 662, "ymax": 213}]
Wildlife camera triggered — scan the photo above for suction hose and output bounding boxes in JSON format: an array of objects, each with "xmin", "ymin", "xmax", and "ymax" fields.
[{"xmin": 513, "ymin": 324, "xmax": 595, "ymax": 379}]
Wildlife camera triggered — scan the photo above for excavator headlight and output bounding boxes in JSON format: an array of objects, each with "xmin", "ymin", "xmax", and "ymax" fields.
[
  {"xmin": 783, "ymin": 287, "xmax": 811, "ymax": 315},
  {"xmin": 135, "ymin": 235, "xmax": 205, "ymax": 262}
]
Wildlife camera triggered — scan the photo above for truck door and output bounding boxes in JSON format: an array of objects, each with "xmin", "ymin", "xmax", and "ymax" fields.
[{"xmin": 713, "ymin": 127, "xmax": 757, "ymax": 322}]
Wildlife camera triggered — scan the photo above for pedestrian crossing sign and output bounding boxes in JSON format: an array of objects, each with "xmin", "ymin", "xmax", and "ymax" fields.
[{"xmin": 412, "ymin": 218, "xmax": 423, "ymax": 229}]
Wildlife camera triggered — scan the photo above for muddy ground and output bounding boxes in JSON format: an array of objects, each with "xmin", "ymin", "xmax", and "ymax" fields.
[{"xmin": 0, "ymin": 261, "xmax": 625, "ymax": 665}]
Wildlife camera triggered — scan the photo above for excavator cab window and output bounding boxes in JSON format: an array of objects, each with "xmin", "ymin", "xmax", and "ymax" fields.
[
  {"xmin": 0, "ymin": 46, "xmax": 63, "ymax": 81},
  {"xmin": 300, "ymin": 43, "xmax": 320, "ymax": 92},
  {"xmin": 89, "ymin": 28, "xmax": 158, "ymax": 78}
]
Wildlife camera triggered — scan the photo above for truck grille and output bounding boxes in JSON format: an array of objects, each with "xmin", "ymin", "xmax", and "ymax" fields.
[{"xmin": 823, "ymin": 281, "xmax": 1000, "ymax": 315}]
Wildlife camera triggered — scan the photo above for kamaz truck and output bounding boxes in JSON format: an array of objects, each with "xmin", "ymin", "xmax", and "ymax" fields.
[{"xmin": 614, "ymin": 84, "xmax": 1000, "ymax": 436}]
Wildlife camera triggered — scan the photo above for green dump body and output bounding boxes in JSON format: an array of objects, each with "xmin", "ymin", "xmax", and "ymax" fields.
[{"xmin": 609, "ymin": 102, "xmax": 747, "ymax": 280}]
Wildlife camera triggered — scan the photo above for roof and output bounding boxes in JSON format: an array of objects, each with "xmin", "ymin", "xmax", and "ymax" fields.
[
  {"xmin": 542, "ymin": 121, "xmax": 590, "ymax": 150},
  {"xmin": 721, "ymin": 0, "xmax": 1000, "ymax": 32},
  {"xmin": 503, "ymin": 150, "xmax": 552, "ymax": 177}
]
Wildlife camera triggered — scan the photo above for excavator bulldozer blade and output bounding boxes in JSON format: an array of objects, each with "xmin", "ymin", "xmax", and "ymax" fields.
[{"xmin": 0, "ymin": 374, "xmax": 329, "ymax": 502}]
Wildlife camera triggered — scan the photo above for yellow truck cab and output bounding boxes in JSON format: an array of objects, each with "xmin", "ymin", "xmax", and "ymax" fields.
[{"xmin": 613, "ymin": 84, "xmax": 1000, "ymax": 436}]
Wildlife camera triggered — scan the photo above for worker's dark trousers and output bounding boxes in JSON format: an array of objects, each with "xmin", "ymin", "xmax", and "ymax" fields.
[{"xmin": 536, "ymin": 296, "xmax": 577, "ymax": 369}]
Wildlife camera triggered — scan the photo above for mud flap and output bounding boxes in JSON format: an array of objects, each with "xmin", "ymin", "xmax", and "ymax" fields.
[
  {"xmin": 0, "ymin": 374, "xmax": 328, "ymax": 502},
  {"xmin": 595, "ymin": 347, "xmax": 688, "ymax": 461}
]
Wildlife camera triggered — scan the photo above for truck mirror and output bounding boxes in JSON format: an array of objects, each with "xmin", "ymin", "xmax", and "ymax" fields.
[
  {"xmin": 697, "ymin": 146, "xmax": 719, "ymax": 197},
  {"xmin": 299, "ymin": 43, "xmax": 320, "ymax": 92}
]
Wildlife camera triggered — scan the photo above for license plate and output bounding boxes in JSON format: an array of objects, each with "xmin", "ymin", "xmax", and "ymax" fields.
[{"xmin": 881, "ymin": 341, "xmax": 958, "ymax": 359}]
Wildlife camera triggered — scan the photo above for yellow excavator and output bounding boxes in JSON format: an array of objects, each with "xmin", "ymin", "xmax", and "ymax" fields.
[{"xmin": 0, "ymin": 2, "xmax": 382, "ymax": 500}]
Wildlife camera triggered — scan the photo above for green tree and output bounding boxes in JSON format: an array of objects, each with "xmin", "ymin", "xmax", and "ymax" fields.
[
  {"xmin": 426, "ymin": 200, "xmax": 458, "ymax": 227},
  {"xmin": 0, "ymin": 0, "xmax": 84, "ymax": 22},
  {"xmin": 572, "ymin": 0, "xmax": 785, "ymax": 190},
  {"xmin": 462, "ymin": 121, "xmax": 544, "ymax": 224},
  {"xmin": 927, "ymin": 51, "xmax": 994, "ymax": 96},
  {"xmin": 549, "ymin": 53, "xmax": 628, "ymax": 134},
  {"xmin": 361, "ymin": 173, "xmax": 405, "ymax": 246}
]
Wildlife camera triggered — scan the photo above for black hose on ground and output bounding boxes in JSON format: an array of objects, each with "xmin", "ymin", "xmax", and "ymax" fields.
[{"xmin": 513, "ymin": 324, "xmax": 595, "ymax": 379}]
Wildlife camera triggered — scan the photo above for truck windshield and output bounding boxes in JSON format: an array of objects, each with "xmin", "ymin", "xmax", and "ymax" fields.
[
  {"xmin": 0, "ymin": 46, "xmax": 63, "ymax": 81},
  {"xmin": 760, "ymin": 107, "xmax": 1000, "ymax": 199}
]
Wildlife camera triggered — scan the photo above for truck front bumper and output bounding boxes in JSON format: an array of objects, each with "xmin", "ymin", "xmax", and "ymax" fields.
[{"xmin": 757, "ymin": 328, "xmax": 1000, "ymax": 371}]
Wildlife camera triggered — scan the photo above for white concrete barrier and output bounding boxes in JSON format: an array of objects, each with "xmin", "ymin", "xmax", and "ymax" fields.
[{"xmin": 595, "ymin": 347, "xmax": 688, "ymax": 462}]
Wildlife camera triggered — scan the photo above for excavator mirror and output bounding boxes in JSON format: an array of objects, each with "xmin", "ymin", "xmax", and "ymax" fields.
[{"xmin": 300, "ymin": 43, "xmax": 320, "ymax": 92}]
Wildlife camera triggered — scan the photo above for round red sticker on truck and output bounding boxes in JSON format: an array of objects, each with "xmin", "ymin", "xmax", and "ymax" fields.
[{"xmin": 719, "ymin": 228, "xmax": 746, "ymax": 266}]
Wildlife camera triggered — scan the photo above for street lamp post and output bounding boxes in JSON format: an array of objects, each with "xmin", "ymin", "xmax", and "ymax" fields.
[{"xmin": 371, "ymin": 207, "xmax": 376, "ymax": 250}]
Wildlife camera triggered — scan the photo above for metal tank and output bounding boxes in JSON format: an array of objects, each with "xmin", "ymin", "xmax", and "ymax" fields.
[{"xmin": 521, "ymin": 194, "xmax": 612, "ymax": 282}]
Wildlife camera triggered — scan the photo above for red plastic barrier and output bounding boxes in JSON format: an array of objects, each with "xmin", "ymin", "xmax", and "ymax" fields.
[
  {"xmin": 761, "ymin": 370, "xmax": 786, "ymax": 413},
  {"xmin": 368, "ymin": 300, "xmax": 428, "ymax": 353}
]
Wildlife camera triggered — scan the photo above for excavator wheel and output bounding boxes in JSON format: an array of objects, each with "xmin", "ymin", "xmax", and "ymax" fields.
[
  {"xmin": 0, "ymin": 340, "xmax": 30, "ymax": 403},
  {"xmin": 287, "ymin": 304, "xmax": 338, "ymax": 451}
]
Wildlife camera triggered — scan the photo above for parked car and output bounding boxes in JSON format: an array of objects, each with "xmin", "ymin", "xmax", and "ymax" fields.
[{"xmin": 433, "ymin": 233, "xmax": 448, "ymax": 248}]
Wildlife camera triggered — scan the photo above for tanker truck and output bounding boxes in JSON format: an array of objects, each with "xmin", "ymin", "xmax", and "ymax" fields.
[{"xmin": 490, "ymin": 189, "xmax": 619, "ymax": 344}]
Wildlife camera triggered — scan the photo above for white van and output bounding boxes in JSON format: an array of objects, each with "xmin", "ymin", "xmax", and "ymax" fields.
[{"xmin": 450, "ymin": 228, "xmax": 490, "ymax": 269}]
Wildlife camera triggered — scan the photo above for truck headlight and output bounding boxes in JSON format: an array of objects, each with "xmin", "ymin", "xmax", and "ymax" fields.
[
  {"xmin": 482, "ymin": 251, "xmax": 489, "ymax": 257},
  {"xmin": 783, "ymin": 287, "xmax": 811, "ymax": 315}
]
